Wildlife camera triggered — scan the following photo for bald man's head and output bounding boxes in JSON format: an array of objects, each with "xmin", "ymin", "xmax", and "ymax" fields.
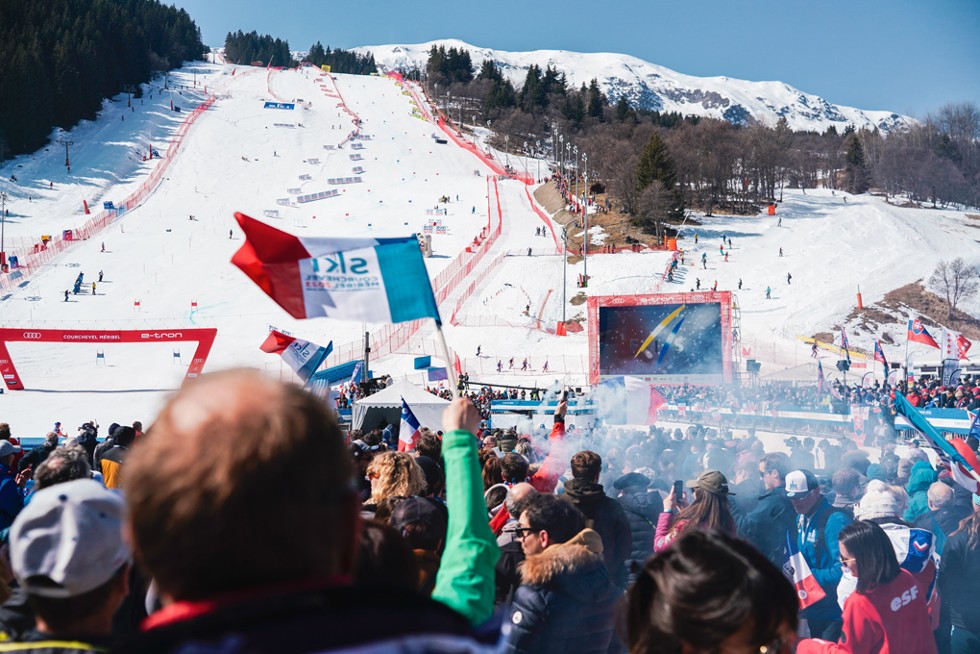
[
  {"xmin": 126, "ymin": 369, "xmax": 357, "ymax": 601},
  {"xmin": 505, "ymin": 482, "xmax": 537, "ymax": 516}
]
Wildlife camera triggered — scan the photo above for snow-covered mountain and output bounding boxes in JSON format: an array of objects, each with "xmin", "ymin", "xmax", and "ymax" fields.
[{"xmin": 353, "ymin": 39, "xmax": 910, "ymax": 133}]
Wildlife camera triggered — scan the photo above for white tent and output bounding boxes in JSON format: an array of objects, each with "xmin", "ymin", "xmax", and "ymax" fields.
[{"xmin": 352, "ymin": 379, "xmax": 450, "ymax": 434}]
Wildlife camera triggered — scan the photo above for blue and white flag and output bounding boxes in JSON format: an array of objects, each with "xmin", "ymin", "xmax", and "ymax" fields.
[
  {"xmin": 350, "ymin": 361, "xmax": 363, "ymax": 384},
  {"xmin": 233, "ymin": 212, "xmax": 441, "ymax": 324},
  {"xmin": 260, "ymin": 329, "xmax": 332, "ymax": 383},
  {"xmin": 399, "ymin": 398, "xmax": 422, "ymax": 452}
]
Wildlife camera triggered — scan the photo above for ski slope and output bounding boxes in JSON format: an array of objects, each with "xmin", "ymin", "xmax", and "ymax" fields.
[{"xmin": 0, "ymin": 60, "xmax": 977, "ymax": 437}]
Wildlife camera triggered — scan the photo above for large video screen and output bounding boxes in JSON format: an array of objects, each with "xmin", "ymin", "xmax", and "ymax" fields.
[{"xmin": 588, "ymin": 292, "xmax": 733, "ymax": 385}]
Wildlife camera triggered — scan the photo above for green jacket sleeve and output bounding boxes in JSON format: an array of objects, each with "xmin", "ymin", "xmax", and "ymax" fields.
[{"xmin": 432, "ymin": 428, "xmax": 500, "ymax": 626}]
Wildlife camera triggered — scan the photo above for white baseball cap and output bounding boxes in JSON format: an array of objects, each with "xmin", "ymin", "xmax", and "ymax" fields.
[
  {"xmin": 10, "ymin": 479, "xmax": 129, "ymax": 597},
  {"xmin": 785, "ymin": 469, "xmax": 819, "ymax": 499}
]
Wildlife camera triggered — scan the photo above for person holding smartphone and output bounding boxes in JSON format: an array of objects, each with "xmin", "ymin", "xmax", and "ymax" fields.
[{"xmin": 654, "ymin": 470, "xmax": 736, "ymax": 552}]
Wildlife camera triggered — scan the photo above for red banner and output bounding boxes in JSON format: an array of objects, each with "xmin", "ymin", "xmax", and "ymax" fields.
[{"xmin": 0, "ymin": 328, "xmax": 217, "ymax": 390}]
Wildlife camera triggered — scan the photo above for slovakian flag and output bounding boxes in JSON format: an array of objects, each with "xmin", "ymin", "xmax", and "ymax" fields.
[
  {"xmin": 894, "ymin": 392, "xmax": 980, "ymax": 492},
  {"xmin": 232, "ymin": 212, "xmax": 441, "ymax": 324},
  {"xmin": 398, "ymin": 398, "xmax": 422, "ymax": 452},
  {"xmin": 949, "ymin": 434, "xmax": 980, "ymax": 494},
  {"xmin": 908, "ymin": 318, "xmax": 940, "ymax": 349},
  {"xmin": 600, "ymin": 376, "xmax": 667, "ymax": 425},
  {"xmin": 840, "ymin": 326, "xmax": 851, "ymax": 362},
  {"xmin": 783, "ymin": 532, "xmax": 826, "ymax": 610},
  {"xmin": 874, "ymin": 341, "xmax": 889, "ymax": 370},
  {"xmin": 260, "ymin": 329, "xmax": 332, "ymax": 383}
]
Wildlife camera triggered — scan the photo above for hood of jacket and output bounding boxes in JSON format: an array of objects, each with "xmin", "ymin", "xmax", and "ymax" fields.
[
  {"xmin": 617, "ymin": 489, "xmax": 663, "ymax": 521},
  {"xmin": 563, "ymin": 478, "xmax": 607, "ymax": 510},
  {"xmin": 907, "ymin": 460, "xmax": 937, "ymax": 496},
  {"xmin": 520, "ymin": 528, "xmax": 604, "ymax": 587}
]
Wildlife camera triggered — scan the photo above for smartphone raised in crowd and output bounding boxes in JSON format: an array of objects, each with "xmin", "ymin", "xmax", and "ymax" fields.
[{"xmin": 673, "ymin": 480, "xmax": 684, "ymax": 499}]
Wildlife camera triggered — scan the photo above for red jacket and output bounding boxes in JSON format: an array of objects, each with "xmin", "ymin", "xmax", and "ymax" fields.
[
  {"xmin": 798, "ymin": 569, "xmax": 937, "ymax": 654},
  {"xmin": 529, "ymin": 417, "xmax": 567, "ymax": 494}
]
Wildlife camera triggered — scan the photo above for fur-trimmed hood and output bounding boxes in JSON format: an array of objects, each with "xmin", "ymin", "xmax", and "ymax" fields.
[{"xmin": 520, "ymin": 528, "xmax": 605, "ymax": 586}]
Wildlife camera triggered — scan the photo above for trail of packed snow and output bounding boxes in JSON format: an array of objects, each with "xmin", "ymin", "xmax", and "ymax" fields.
[{"xmin": 0, "ymin": 61, "xmax": 977, "ymax": 437}]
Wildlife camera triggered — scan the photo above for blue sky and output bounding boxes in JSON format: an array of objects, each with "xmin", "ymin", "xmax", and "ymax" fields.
[{"xmin": 171, "ymin": 0, "xmax": 979, "ymax": 118}]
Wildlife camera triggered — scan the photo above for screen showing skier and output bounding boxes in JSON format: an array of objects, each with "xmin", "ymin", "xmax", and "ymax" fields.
[{"xmin": 587, "ymin": 292, "xmax": 734, "ymax": 385}]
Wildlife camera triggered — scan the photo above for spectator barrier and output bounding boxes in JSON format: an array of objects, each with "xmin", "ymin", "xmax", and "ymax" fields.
[
  {"xmin": 523, "ymin": 187, "xmax": 563, "ymax": 253},
  {"xmin": 0, "ymin": 95, "xmax": 216, "ymax": 295}
]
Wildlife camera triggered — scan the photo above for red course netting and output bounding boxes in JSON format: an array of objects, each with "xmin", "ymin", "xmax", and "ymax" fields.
[{"xmin": 0, "ymin": 95, "xmax": 216, "ymax": 295}]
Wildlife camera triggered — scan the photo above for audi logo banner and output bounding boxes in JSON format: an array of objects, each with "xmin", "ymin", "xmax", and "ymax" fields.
[{"xmin": 0, "ymin": 328, "xmax": 217, "ymax": 390}]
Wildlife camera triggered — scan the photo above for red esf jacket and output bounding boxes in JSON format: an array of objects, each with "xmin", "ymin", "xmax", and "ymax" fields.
[{"xmin": 797, "ymin": 569, "xmax": 937, "ymax": 654}]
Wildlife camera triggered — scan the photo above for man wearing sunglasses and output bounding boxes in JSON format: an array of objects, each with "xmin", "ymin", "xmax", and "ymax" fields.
[{"xmin": 507, "ymin": 494, "xmax": 619, "ymax": 654}]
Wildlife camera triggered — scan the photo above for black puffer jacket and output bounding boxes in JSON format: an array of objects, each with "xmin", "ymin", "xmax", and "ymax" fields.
[
  {"xmin": 505, "ymin": 529, "xmax": 620, "ymax": 654},
  {"xmin": 563, "ymin": 479, "xmax": 632, "ymax": 589},
  {"xmin": 735, "ymin": 486, "xmax": 797, "ymax": 567},
  {"xmin": 615, "ymin": 489, "xmax": 662, "ymax": 584}
]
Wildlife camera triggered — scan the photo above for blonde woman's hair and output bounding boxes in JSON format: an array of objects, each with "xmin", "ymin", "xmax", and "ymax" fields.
[{"xmin": 367, "ymin": 451, "xmax": 427, "ymax": 505}]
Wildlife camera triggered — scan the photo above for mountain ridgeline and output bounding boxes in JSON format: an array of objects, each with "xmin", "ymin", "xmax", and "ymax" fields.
[
  {"xmin": 411, "ymin": 44, "xmax": 980, "ymax": 224},
  {"xmin": 0, "ymin": 0, "xmax": 205, "ymax": 157}
]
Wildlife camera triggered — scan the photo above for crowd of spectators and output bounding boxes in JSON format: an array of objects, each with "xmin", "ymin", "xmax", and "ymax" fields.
[{"xmin": 0, "ymin": 368, "xmax": 977, "ymax": 652}]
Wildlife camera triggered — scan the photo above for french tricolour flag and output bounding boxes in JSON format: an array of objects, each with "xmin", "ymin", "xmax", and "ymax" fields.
[
  {"xmin": 399, "ymin": 398, "xmax": 422, "ymax": 452},
  {"xmin": 600, "ymin": 376, "xmax": 667, "ymax": 425},
  {"xmin": 260, "ymin": 330, "xmax": 332, "ymax": 383},
  {"xmin": 783, "ymin": 532, "xmax": 826, "ymax": 610},
  {"xmin": 232, "ymin": 212, "xmax": 441, "ymax": 324}
]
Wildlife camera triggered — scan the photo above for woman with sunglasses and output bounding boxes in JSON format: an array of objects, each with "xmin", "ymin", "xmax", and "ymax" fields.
[
  {"xmin": 797, "ymin": 520, "xmax": 937, "ymax": 653},
  {"xmin": 627, "ymin": 529, "xmax": 798, "ymax": 654}
]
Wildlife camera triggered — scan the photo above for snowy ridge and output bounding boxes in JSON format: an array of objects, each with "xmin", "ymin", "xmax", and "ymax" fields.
[{"xmin": 353, "ymin": 39, "xmax": 910, "ymax": 133}]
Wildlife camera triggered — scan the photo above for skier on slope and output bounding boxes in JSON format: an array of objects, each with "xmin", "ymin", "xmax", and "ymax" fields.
[
  {"xmin": 786, "ymin": 272, "xmax": 792, "ymax": 285},
  {"xmin": 476, "ymin": 345, "xmax": 481, "ymax": 357}
]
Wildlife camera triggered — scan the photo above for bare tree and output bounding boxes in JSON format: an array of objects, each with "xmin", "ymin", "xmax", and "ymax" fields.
[{"xmin": 930, "ymin": 258, "xmax": 979, "ymax": 325}]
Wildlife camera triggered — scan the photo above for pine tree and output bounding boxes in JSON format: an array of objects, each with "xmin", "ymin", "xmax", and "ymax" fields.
[
  {"xmin": 586, "ymin": 79, "xmax": 605, "ymax": 119},
  {"xmin": 635, "ymin": 132, "xmax": 684, "ymax": 224},
  {"xmin": 615, "ymin": 96, "xmax": 635, "ymax": 123},
  {"xmin": 843, "ymin": 133, "xmax": 870, "ymax": 194}
]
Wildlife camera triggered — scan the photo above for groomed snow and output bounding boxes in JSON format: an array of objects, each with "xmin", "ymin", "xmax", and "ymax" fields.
[{"xmin": 0, "ymin": 61, "xmax": 976, "ymax": 437}]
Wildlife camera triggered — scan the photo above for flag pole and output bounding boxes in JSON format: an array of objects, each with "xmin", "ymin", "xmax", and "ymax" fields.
[
  {"xmin": 435, "ymin": 320, "xmax": 459, "ymax": 398},
  {"xmin": 904, "ymin": 326, "xmax": 911, "ymax": 387}
]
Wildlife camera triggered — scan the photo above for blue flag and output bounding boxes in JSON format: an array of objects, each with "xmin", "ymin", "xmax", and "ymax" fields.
[{"xmin": 894, "ymin": 393, "xmax": 979, "ymax": 487}]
